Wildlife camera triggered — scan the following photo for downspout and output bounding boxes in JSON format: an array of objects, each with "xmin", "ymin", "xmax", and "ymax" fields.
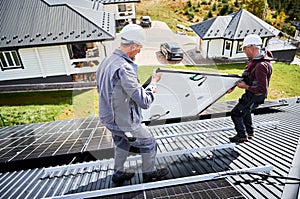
[
  {"xmin": 206, "ymin": 40, "xmax": 210, "ymax": 59},
  {"xmin": 222, "ymin": 39, "xmax": 225, "ymax": 56},
  {"xmin": 100, "ymin": 41, "xmax": 107, "ymax": 57},
  {"xmin": 230, "ymin": 40, "xmax": 233, "ymax": 58}
]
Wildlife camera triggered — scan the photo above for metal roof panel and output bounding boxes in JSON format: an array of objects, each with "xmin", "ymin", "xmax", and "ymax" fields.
[
  {"xmin": 0, "ymin": 0, "xmax": 115, "ymax": 50},
  {"xmin": 191, "ymin": 9, "xmax": 280, "ymax": 40},
  {"xmin": 0, "ymin": 98, "xmax": 299, "ymax": 198}
]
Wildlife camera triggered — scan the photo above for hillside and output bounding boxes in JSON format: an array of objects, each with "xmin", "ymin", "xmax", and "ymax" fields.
[{"xmin": 136, "ymin": 0, "xmax": 299, "ymax": 37}]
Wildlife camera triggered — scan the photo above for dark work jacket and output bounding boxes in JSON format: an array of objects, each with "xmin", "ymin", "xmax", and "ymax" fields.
[{"xmin": 242, "ymin": 48, "xmax": 273, "ymax": 97}]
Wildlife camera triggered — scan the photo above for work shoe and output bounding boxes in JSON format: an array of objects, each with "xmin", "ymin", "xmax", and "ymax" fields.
[
  {"xmin": 143, "ymin": 168, "xmax": 169, "ymax": 183},
  {"xmin": 112, "ymin": 170, "xmax": 135, "ymax": 184},
  {"xmin": 229, "ymin": 135, "xmax": 248, "ymax": 143}
]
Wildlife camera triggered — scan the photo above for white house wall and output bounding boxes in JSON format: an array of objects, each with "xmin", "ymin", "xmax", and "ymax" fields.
[
  {"xmin": 200, "ymin": 39, "xmax": 246, "ymax": 59},
  {"xmin": 0, "ymin": 49, "xmax": 41, "ymax": 81},
  {"xmin": 36, "ymin": 46, "xmax": 69, "ymax": 76},
  {"xmin": 0, "ymin": 45, "xmax": 71, "ymax": 82},
  {"xmin": 104, "ymin": 3, "xmax": 136, "ymax": 20},
  {"xmin": 207, "ymin": 39, "xmax": 224, "ymax": 58}
]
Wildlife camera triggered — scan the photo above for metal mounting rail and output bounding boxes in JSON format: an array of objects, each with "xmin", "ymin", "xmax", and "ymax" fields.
[
  {"xmin": 43, "ymin": 143, "xmax": 236, "ymax": 174},
  {"xmin": 42, "ymin": 165, "xmax": 273, "ymax": 199},
  {"xmin": 155, "ymin": 120, "xmax": 280, "ymax": 140}
]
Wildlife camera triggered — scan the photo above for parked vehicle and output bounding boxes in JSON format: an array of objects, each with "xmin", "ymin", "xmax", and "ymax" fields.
[
  {"xmin": 160, "ymin": 42, "xmax": 184, "ymax": 61},
  {"xmin": 140, "ymin": 16, "xmax": 152, "ymax": 27}
]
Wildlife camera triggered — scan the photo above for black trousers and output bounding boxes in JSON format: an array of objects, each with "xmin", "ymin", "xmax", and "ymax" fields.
[{"xmin": 231, "ymin": 91, "xmax": 265, "ymax": 137}]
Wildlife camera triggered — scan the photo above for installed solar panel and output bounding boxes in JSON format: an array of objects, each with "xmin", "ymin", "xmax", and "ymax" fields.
[
  {"xmin": 0, "ymin": 99, "xmax": 284, "ymax": 172},
  {"xmin": 142, "ymin": 68, "xmax": 243, "ymax": 122},
  {"xmin": 0, "ymin": 117, "xmax": 112, "ymax": 171},
  {"xmin": 92, "ymin": 178, "xmax": 245, "ymax": 199}
]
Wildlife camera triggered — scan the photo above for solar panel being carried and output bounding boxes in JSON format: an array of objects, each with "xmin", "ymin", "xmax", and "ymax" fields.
[{"xmin": 142, "ymin": 68, "xmax": 242, "ymax": 122}]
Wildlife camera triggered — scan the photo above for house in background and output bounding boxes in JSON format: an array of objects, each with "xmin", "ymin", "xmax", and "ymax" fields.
[
  {"xmin": 292, "ymin": 21, "xmax": 300, "ymax": 45},
  {"xmin": 190, "ymin": 9, "xmax": 297, "ymax": 63},
  {"xmin": 90, "ymin": 0, "xmax": 141, "ymax": 28},
  {"xmin": 0, "ymin": 0, "xmax": 115, "ymax": 85}
]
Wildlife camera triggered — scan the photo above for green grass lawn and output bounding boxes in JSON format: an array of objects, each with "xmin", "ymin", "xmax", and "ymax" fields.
[{"xmin": 0, "ymin": 62, "xmax": 299, "ymax": 127}]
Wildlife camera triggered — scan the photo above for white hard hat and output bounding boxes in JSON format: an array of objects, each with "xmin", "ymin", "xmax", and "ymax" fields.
[
  {"xmin": 119, "ymin": 24, "xmax": 146, "ymax": 45},
  {"xmin": 242, "ymin": 34, "xmax": 262, "ymax": 47}
]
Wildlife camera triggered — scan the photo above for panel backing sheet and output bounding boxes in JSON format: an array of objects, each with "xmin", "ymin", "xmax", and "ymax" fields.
[{"xmin": 142, "ymin": 68, "xmax": 242, "ymax": 122}]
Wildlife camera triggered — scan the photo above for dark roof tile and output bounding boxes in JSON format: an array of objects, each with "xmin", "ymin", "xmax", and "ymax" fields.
[
  {"xmin": 0, "ymin": 0, "xmax": 115, "ymax": 50},
  {"xmin": 191, "ymin": 9, "xmax": 280, "ymax": 40}
]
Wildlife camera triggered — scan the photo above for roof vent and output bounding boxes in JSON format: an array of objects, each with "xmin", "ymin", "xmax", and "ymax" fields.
[
  {"xmin": 81, "ymin": 30, "xmax": 86, "ymax": 34},
  {"xmin": 47, "ymin": 32, "xmax": 52, "ymax": 36},
  {"xmin": 36, "ymin": 33, "xmax": 41, "ymax": 37},
  {"xmin": 98, "ymin": 33, "xmax": 102, "ymax": 37},
  {"xmin": 41, "ymin": 37, "xmax": 46, "ymax": 41},
  {"xmin": 13, "ymin": 35, "xmax": 18, "ymax": 39},
  {"xmin": 25, "ymin": 34, "xmax": 30, "ymax": 38},
  {"xmin": 6, "ymin": 40, "xmax": 11, "ymax": 44},
  {"xmin": 1, "ymin": 36, "xmax": 6, "ymax": 40},
  {"xmin": 53, "ymin": 36, "xmax": 58, "ymax": 40},
  {"xmin": 87, "ymin": 34, "xmax": 91, "ymax": 37},
  {"xmin": 18, "ymin": 39, "xmax": 23, "ymax": 43},
  {"xmin": 59, "ymin": 32, "xmax": 63, "ymax": 36},
  {"xmin": 75, "ymin": 35, "xmax": 80, "ymax": 38},
  {"xmin": 30, "ymin": 38, "xmax": 34, "ymax": 42},
  {"xmin": 64, "ymin": 36, "xmax": 69, "ymax": 39},
  {"xmin": 70, "ymin": 31, "xmax": 75, "ymax": 35},
  {"xmin": 92, "ymin": 29, "xmax": 97, "ymax": 33}
]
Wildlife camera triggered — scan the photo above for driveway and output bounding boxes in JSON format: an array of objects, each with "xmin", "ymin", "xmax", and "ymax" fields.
[{"xmin": 104, "ymin": 21, "xmax": 201, "ymax": 66}]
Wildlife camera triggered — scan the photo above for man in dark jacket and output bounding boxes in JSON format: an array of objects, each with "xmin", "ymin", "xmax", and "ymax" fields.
[
  {"xmin": 96, "ymin": 24, "xmax": 168, "ymax": 184},
  {"xmin": 228, "ymin": 34, "xmax": 273, "ymax": 143}
]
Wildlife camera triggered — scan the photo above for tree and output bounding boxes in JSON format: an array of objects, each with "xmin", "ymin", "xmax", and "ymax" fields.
[
  {"xmin": 276, "ymin": 10, "xmax": 286, "ymax": 24},
  {"xmin": 244, "ymin": 0, "xmax": 267, "ymax": 19},
  {"xmin": 219, "ymin": 4, "xmax": 229, "ymax": 16}
]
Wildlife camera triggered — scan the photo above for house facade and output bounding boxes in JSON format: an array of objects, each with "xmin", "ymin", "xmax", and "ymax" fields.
[
  {"xmin": 191, "ymin": 9, "xmax": 280, "ymax": 60},
  {"xmin": 292, "ymin": 21, "xmax": 300, "ymax": 45},
  {"xmin": 0, "ymin": 0, "xmax": 115, "ymax": 85},
  {"xmin": 91, "ymin": 0, "xmax": 141, "ymax": 28}
]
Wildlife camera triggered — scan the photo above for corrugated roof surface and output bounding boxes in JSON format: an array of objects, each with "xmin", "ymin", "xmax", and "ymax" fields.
[
  {"xmin": 0, "ymin": 0, "xmax": 115, "ymax": 50},
  {"xmin": 0, "ymin": 97, "xmax": 299, "ymax": 198},
  {"xmin": 191, "ymin": 9, "xmax": 280, "ymax": 40}
]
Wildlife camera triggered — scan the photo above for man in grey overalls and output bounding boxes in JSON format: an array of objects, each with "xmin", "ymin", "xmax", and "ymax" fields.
[{"xmin": 96, "ymin": 24, "xmax": 168, "ymax": 184}]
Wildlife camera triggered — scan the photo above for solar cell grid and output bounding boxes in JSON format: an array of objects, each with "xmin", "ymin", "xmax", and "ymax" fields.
[
  {"xmin": 0, "ymin": 101, "xmax": 283, "ymax": 172},
  {"xmin": 95, "ymin": 179, "xmax": 244, "ymax": 199}
]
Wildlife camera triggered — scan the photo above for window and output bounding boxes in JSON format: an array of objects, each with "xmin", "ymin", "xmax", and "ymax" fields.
[
  {"xmin": 0, "ymin": 50, "xmax": 23, "ymax": 71},
  {"xmin": 68, "ymin": 42, "xmax": 99, "ymax": 68},
  {"xmin": 237, "ymin": 41, "xmax": 243, "ymax": 53},
  {"xmin": 127, "ymin": 4, "xmax": 132, "ymax": 11},
  {"xmin": 225, "ymin": 41, "xmax": 231, "ymax": 50},
  {"xmin": 118, "ymin": 4, "xmax": 126, "ymax": 12}
]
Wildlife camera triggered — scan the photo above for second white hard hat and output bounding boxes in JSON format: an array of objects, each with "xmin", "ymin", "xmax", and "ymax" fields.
[
  {"xmin": 242, "ymin": 34, "xmax": 262, "ymax": 47},
  {"xmin": 119, "ymin": 24, "xmax": 146, "ymax": 45}
]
